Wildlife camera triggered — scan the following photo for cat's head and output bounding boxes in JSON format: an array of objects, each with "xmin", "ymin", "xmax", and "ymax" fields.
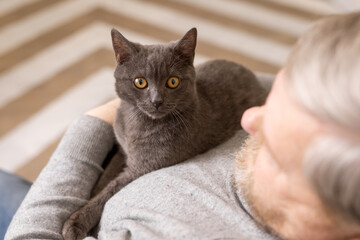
[{"xmin": 111, "ymin": 28, "xmax": 197, "ymax": 119}]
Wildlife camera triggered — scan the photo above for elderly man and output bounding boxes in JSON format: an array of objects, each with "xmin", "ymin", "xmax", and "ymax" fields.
[
  {"xmin": 4, "ymin": 11, "xmax": 360, "ymax": 240},
  {"xmin": 235, "ymin": 11, "xmax": 360, "ymax": 239}
]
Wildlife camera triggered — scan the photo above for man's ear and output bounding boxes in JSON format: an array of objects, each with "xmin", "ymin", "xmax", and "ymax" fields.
[
  {"xmin": 111, "ymin": 28, "xmax": 136, "ymax": 64},
  {"xmin": 174, "ymin": 28, "xmax": 197, "ymax": 65}
]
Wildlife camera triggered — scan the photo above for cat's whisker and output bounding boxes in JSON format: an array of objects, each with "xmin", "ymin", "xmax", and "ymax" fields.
[
  {"xmin": 172, "ymin": 110, "xmax": 183, "ymax": 129},
  {"xmin": 170, "ymin": 112, "xmax": 180, "ymax": 127},
  {"xmin": 170, "ymin": 110, "xmax": 182, "ymax": 128},
  {"xmin": 126, "ymin": 107, "xmax": 142, "ymax": 123},
  {"xmin": 174, "ymin": 112, "xmax": 188, "ymax": 134},
  {"xmin": 164, "ymin": 104, "xmax": 176, "ymax": 112},
  {"xmin": 173, "ymin": 109, "xmax": 190, "ymax": 134},
  {"xmin": 126, "ymin": 109, "xmax": 138, "ymax": 123}
]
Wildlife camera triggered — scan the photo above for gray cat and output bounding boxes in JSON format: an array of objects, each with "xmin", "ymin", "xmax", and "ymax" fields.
[{"xmin": 62, "ymin": 28, "xmax": 266, "ymax": 239}]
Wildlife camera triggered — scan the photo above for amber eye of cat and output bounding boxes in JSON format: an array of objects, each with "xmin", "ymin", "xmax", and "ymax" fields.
[
  {"xmin": 134, "ymin": 77, "xmax": 148, "ymax": 89},
  {"xmin": 167, "ymin": 77, "xmax": 180, "ymax": 89}
]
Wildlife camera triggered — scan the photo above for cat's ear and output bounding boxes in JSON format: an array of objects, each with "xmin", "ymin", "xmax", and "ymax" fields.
[
  {"xmin": 111, "ymin": 28, "xmax": 136, "ymax": 64},
  {"xmin": 174, "ymin": 28, "xmax": 197, "ymax": 65}
]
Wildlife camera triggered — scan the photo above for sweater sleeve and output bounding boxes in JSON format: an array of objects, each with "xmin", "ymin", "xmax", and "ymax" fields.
[{"xmin": 5, "ymin": 115, "xmax": 115, "ymax": 240}]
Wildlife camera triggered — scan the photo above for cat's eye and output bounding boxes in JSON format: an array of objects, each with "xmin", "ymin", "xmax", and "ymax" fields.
[
  {"xmin": 167, "ymin": 77, "xmax": 180, "ymax": 89},
  {"xmin": 134, "ymin": 77, "xmax": 148, "ymax": 89}
]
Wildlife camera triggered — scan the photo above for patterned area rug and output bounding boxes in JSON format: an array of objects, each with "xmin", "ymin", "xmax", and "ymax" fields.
[{"xmin": 0, "ymin": 0, "xmax": 347, "ymax": 181}]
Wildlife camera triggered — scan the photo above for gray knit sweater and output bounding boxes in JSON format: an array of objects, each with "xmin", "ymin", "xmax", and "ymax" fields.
[{"xmin": 6, "ymin": 74, "xmax": 278, "ymax": 240}]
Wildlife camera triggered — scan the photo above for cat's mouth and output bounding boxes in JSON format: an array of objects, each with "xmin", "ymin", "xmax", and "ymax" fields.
[
  {"xmin": 148, "ymin": 110, "xmax": 168, "ymax": 119},
  {"xmin": 138, "ymin": 103, "xmax": 176, "ymax": 119},
  {"xmin": 140, "ymin": 106, "xmax": 170, "ymax": 119}
]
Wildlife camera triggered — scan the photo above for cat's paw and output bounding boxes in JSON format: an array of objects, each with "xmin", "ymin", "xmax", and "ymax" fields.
[{"xmin": 62, "ymin": 217, "xmax": 87, "ymax": 240}]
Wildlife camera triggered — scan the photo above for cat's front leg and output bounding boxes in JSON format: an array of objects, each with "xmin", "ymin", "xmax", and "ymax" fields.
[
  {"xmin": 91, "ymin": 151, "xmax": 126, "ymax": 197},
  {"xmin": 62, "ymin": 194, "xmax": 106, "ymax": 240},
  {"xmin": 62, "ymin": 169, "xmax": 137, "ymax": 240},
  {"xmin": 62, "ymin": 205, "xmax": 96, "ymax": 240}
]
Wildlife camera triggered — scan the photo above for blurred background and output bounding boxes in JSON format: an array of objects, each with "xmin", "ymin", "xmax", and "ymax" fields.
[{"xmin": 0, "ymin": 0, "xmax": 359, "ymax": 182}]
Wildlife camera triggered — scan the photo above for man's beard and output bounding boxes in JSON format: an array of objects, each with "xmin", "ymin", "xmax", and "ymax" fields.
[{"xmin": 233, "ymin": 136, "xmax": 284, "ymax": 237}]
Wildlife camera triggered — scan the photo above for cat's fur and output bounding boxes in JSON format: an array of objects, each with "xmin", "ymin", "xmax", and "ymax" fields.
[{"xmin": 62, "ymin": 28, "xmax": 267, "ymax": 239}]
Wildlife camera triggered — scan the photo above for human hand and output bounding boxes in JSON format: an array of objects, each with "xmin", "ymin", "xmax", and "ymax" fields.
[{"xmin": 86, "ymin": 98, "xmax": 121, "ymax": 125}]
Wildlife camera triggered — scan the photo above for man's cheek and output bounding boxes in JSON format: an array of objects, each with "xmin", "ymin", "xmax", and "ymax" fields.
[{"xmin": 253, "ymin": 148, "xmax": 280, "ymax": 200}]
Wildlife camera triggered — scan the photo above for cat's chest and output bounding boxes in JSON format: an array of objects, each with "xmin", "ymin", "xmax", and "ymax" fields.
[{"xmin": 116, "ymin": 115, "xmax": 181, "ymax": 146}]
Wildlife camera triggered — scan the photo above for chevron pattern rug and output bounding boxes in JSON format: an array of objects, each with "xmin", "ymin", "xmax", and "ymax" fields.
[{"xmin": 0, "ymin": 0, "xmax": 342, "ymax": 182}]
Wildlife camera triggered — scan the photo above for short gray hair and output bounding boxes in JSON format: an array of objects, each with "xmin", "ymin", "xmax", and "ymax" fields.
[{"xmin": 285, "ymin": 12, "xmax": 360, "ymax": 224}]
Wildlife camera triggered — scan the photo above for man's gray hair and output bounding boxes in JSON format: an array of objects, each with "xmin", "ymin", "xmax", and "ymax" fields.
[{"xmin": 285, "ymin": 12, "xmax": 360, "ymax": 224}]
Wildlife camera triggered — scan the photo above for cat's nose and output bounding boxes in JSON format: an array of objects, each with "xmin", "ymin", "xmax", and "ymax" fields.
[{"xmin": 152, "ymin": 100, "xmax": 163, "ymax": 109}]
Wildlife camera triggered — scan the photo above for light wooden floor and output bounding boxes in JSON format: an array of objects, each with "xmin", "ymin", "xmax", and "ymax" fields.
[{"xmin": 0, "ymin": 0, "xmax": 340, "ymax": 182}]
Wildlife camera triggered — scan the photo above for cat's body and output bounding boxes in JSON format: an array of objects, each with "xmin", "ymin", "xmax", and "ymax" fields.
[
  {"xmin": 62, "ymin": 28, "xmax": 266, "ymax": 239},
  {"xmin": 115, "ymin": 59, "xmax": 264, "ymax": 173}
]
